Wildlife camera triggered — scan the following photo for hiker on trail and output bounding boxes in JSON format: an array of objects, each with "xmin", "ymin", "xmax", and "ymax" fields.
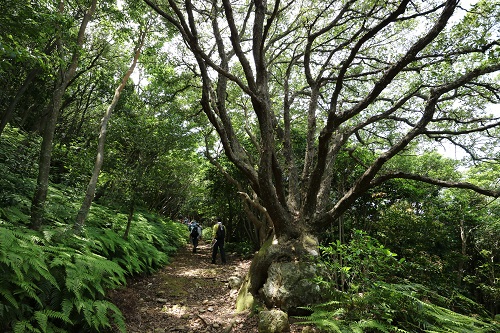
[
  {"xmin": 189, "ymin": 220, "xmax": 202, "ymax": 253},
  {"xmin": 211, "ymin": 219, "xmax": 226, "ymax": 264}
]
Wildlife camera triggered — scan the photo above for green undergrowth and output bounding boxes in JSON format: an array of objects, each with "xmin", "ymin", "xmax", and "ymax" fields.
[
  {"xmin": 0, "ymin": 132, "xmax": 188, "ymax": 332},
  {"xmin": 298, "ymin": 231, "xmax": 499, "ymax": 332},
  {"xmin": 224, "ymin": 241, "xmax": 254, "ymax": 257},
  {"xmin": 0, "ymin": 208, "xmax": 187, "ymax": 333},
  {"xmin": 299, "ymin": 282, "xmax": 499, "ymax": 333}
]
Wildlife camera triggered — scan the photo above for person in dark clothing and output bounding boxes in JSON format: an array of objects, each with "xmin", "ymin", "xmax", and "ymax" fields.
[
  {"xmin": 189, "ymin": 221, "xmax": 201, "ymax": 253},
  {"xmin": 211, "ymin": 220, "xmax": 226, "ymax": 264}
]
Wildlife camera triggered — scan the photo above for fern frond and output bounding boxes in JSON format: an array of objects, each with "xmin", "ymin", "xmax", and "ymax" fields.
[
  {"xmin": 92, "ymin": 300, "xmax": 112, "ymax": 329},
  {"xmin": 0, "ymin": 286, "xmax": 19, "ymax": 308},
  {"xmin": 355, "ymin": 319, "xmax": 398, "ymax": 333},
  {"xmin": 377, "ymin": 282, "xmax": 499, "ymax": 333},
  {"xmin": 60, "ymin": 298, "xmax": 74, "ymax": 318},
  {"xmin": 13, "ymin": 320, "xmax": 40, "ymax": 333},
  {"xmin": 18, "ymin": 281, "xmax": 42, "ymax": 306},
  {"xmin": 80, "ymin": 299, "xmax": 94, "ymax": 327},
  {"xmin": 27, "ymin": 255, "xmax": 58, "ymax": 289},
  {"xmin": 35, "ymin": 309, "xmax": 72, "ymax": 325},
  {"xmin": 296, "ymin": 307, "xmax": 346, "ymax": 332},
  {"xmin": 109, "ymin": 302, "xmax": 127, "ymax": 333},
  {"xmin": 33, "ymin": 310, "xmax": 48, "ymax": 333},
  {"xmin": 73, "ymin": 299, "xmax": 125, "ymax": 331}
]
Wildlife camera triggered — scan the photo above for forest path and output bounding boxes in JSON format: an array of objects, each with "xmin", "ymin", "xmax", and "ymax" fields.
[
  {"xmin": 109, "ymin": 241, "xmax": 309, "ymax": 333},
  {"xmin": 108, "ymin": 241, "xmax": 260, "ymax": 333}
]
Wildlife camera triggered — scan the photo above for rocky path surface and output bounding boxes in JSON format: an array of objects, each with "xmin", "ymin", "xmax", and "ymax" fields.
[{"xmin": 108, "ymin": 241, "xmax": 310, "ymax": 333}]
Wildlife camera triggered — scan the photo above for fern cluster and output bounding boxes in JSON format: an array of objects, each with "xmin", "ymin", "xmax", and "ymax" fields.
[
  {"xmin": 0, "ymin": 91, "xmax": 190, "ymax": 333},
  {"xmin": 0, "ymin": 208, "xmax": 187, "ymax": 333},
  {"xmin": 299, "ymin": 282, "xmax": 499, "ymax": 332},
  {"xmin": 0, "ymin": 225, "xmax": 125, "ymax": 333},
  {"xmin": 84, "ymin": 208, "xmax": 186, "ymax": 275},
  {"xmin": 298, "ymin": 232, "xmax": 500, "ymax": 332}
]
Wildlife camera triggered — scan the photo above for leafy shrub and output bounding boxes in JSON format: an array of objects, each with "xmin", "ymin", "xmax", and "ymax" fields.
[
  {"xmin": 202, "ymin": 225, "xmax": 213, "ymax": 241},
  {"xmin": 225, "ymin": 241, "xmax": 254, "ymax": 256},
  {"xmin": 298, "ymin": 231, "xmax": 499, "ymax": 332},
  {"xmin": 318, "ymin": 230, "xmax": 403, "ymax": 293}
]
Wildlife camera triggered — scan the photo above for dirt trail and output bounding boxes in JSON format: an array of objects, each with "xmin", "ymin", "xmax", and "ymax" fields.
[
  {"xmin": 109, "ymin": 241, "xmax": 310, "ymax": 333},
  {"xmin": 108, "ymin": 241, "xmax": 255, "ymax": 332}
]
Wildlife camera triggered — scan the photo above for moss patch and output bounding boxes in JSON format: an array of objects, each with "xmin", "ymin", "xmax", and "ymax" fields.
[
  {"xmin": 159, "ymin": 274, "xmax": 190, "ymax": 298},
  {"xmin": 236, "ymin": 275, "xmax": 255, "ymax": 312}
]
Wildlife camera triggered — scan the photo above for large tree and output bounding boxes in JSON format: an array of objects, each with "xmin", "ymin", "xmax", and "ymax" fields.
[{"xmin": 144, "ymin": 0, "xmax": 500, "ymax": 311}]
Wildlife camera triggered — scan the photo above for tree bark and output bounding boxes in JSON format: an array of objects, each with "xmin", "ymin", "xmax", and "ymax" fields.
[
  {"xmin": 123, "ymin": 198, "xmax": 136, "ymax": 240},
  {"xmin": 144, "ymin": 0, "xmax": 500, "ymax": 311},
  {"xmin": 458, "ymin": 219, "xmax": 467, "ymax": 286},
  {"xmin": 30, "ymin": 0, "xmax": 98, "ymax": 230},
  {"xmin": 75, "ymin": 27, "xmax": 147, "ymax": 230}
]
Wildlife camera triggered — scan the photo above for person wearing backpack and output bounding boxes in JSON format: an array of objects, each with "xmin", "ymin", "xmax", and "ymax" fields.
[
  {"xmin": 211, "ymin": 220, "xmax": 226, "ymax": 264},
  {"xmin": 189, "ymin": 220, "xmax": 202, "ymax": 253}
]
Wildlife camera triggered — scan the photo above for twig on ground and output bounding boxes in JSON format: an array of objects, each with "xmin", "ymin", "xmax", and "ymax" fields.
[{"xmin": 196, "ymin": 313, "xmax": 208, "ymax": 326}]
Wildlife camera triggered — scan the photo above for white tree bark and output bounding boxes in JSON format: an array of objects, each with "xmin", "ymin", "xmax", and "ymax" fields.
[{"xmin": 75, "ymin": 27, "xmax": 148, "ymax": 229}]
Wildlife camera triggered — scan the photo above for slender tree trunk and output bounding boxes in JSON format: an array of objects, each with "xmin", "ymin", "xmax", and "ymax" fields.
[
  {"xmin": 458, "ymin": 219, "xmax": 467, "ymax": 286},
  {"xmin": 123, "ymin": 198, "xmax": 136, "ymax": 240},
  {"xmin": 75, "ymin": 28, "xmax": 147, "ymax": 230},
  {"xmin": 31, "ymin": 83, "xmax": 65, "ymax": 230},
  {"xmin": 30, "ymin": 0, "xmax": 98, "ymax": 230},
  {"xmin": 0, "ymin": 68, "xmax": 41, "ymax": 136}
]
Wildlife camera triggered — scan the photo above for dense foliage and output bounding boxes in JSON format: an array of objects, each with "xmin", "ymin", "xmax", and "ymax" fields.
[
  {"xmin": 1, "ymin": 0, "xmax": 499, "ymax": 332},
  {"xmin": 299, "ymin": 231, "xmax": 499, "ymax": 332},
  {"xmin": 0, "ymin": 126, "xmax": 187, "ymax": 332}
]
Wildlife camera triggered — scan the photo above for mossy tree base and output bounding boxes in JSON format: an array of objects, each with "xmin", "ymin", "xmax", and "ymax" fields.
[{"xmin": 236, "ymin": 234, "xmax": 326, "ymax": 314}]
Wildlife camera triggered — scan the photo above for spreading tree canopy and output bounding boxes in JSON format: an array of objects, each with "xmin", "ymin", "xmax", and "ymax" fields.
[
  {"xmin": 144, "ymin": 0, "xmax": 499, "ymax": 240},
  {"xmin": 143, "ymin": 0, "xmax": 500, "ymax": 312}
]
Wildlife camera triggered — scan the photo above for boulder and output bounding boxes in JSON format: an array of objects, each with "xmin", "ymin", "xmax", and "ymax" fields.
[
  {"xmin": 258, "ymin": 309, "xmax": 289, "ymax": 333},
  {"xmin": 237, "ymin": 235, "xmax": 326, "ymax": 314},
  {"xmin": 261, "ymin": 262, "xmax": 323, "ymax": 313},
  {"xmin": 228, "ymin": 276, "xmax": 242, "ymax": 290}
]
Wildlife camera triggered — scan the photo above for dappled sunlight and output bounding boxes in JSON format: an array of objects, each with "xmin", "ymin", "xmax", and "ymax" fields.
[
  {"xmin": 109, "ymin": 243, "xmax": 264, "ymax": 332},
  {"xmin": 175, "ymin": 267, "xmax": 218, "ymax": 278},
  {"xmin": 173, "ymin": 258, "xmax": 250, "ymax": 279},
  {"xmin": 160, "ymin": 303, "xmax": 188, "ymax": 317},
  {"xmin": 108, "ymin": 243, "xmax": 309, "ymax": 332}
]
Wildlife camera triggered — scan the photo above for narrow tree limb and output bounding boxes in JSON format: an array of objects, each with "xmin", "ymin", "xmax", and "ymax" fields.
[{"xmin": 371, "ymin": 172, "xmax": 500, "ymax": 198}]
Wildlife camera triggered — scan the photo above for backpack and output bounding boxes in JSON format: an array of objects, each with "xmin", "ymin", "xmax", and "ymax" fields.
[
  {"xmin": 190, "ymin": 225, "xmax": 199, "ymax": 238},
  {"xmin": 216, "ymin": 224, "xmax": 225, "ymax": 239}
]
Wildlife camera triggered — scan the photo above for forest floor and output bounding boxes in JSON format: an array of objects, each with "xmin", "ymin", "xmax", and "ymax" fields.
[{"xmin": 108, "ymin": 241, "xmax": 312, "ymax": 333}]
